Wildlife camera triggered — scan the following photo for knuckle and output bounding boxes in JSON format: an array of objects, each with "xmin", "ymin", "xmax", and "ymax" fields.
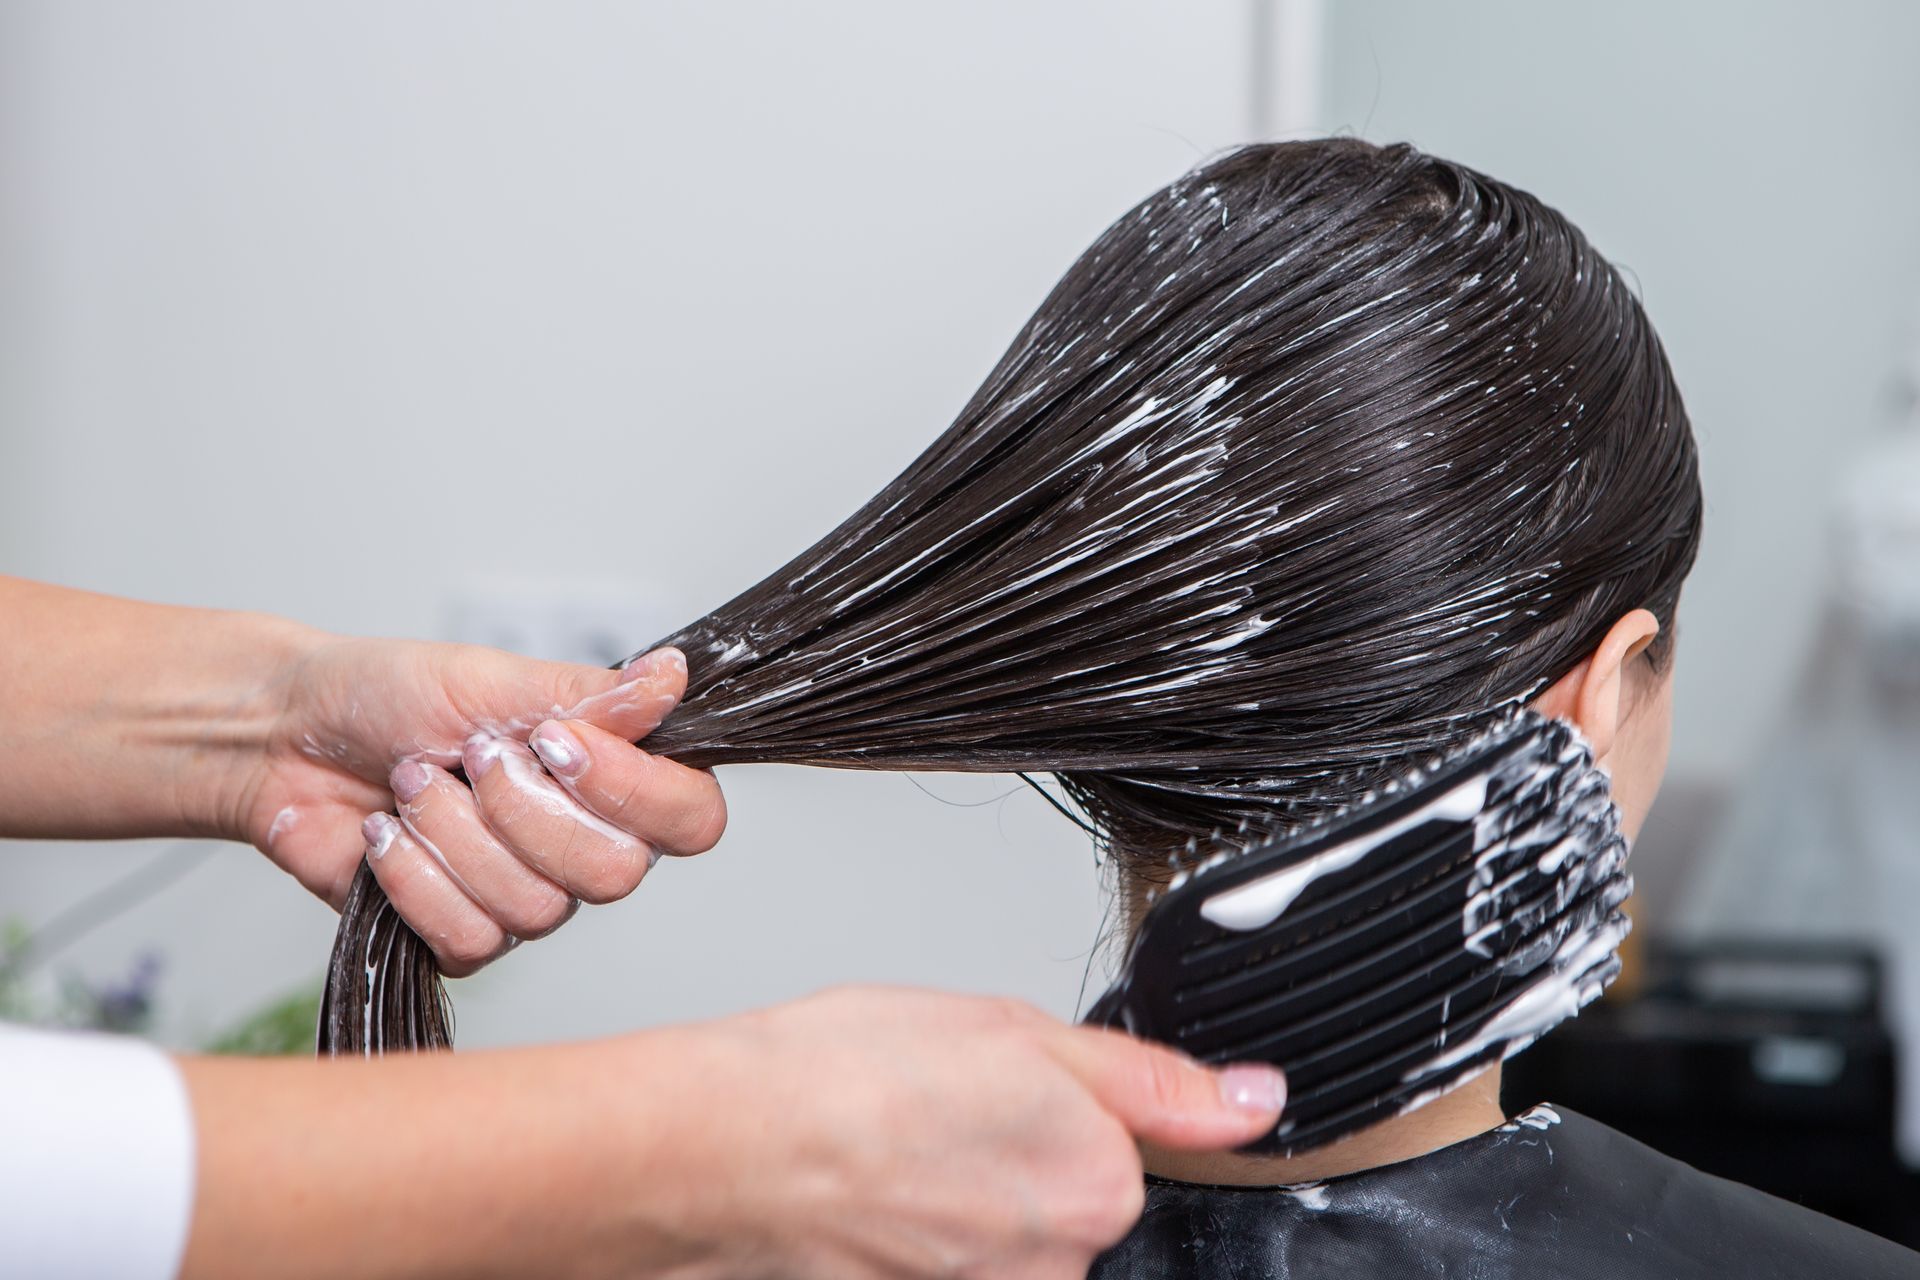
[
  {"xmin": 551, "ymin": 668, "xmax": 613, "ymax": 715},
  {"xmin": 674, "ymin": 786, "xmax": 728, "ymax": 853},
  {"xmin": 1067, "ymin": 1132, "xmax": 1147, "ymax": 1244},
  {"xmin": 1096, "ymin": 1173, "xmax": 1148, "ymax": 1242},
  {"xmin": 1038, "ymin": 1171, "xmax": 1141, "ymax": 1252},
  {"xmin": 553, "ymin": 825, "xmax": 588, "ymax": 896},
  {"xmin": 476, "ymin": 781, "xmax": 533, "ymax": 834},
  {"xmin": 438, "ymin": 921, "xmax": 504, "ymax": 971},
  {"xmin": 984, "ymin": 995, "xmax": 1041, "ymax": 1028},
  {"xmin": 505, "ymin": 885, "xmax": 576, "ymax": 939},
  {"xmin": 611, "ymin": 769, "xmax": 651, "ymax": 821},
  {"xmin": 1139, "ymin": 1051, "xmax": 1193, "ymax": 1115},
  {"xmin": 570, "ymin": 839, "xmax": 648, "ymax": 904}
]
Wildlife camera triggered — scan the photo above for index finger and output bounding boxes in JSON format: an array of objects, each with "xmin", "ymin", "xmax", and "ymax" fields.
[{"xmin": 527, "ymin": 719, "xmax": 727, "ymax": 857}]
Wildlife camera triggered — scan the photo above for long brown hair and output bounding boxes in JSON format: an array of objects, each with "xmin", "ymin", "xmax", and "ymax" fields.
[{"xmin": 323, "ymin": 139, "xmax": 1702, "ymax": 1053}]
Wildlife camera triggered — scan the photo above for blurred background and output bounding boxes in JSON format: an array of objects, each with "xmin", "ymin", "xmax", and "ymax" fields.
[{"xmin": 4, "ymin": 0, "xmax": 1919, "ymax": 1241}]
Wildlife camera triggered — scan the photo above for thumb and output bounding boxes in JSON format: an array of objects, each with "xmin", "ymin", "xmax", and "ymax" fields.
[
  {"xmin": 451, "ymin": 645, "xmax": 688, "ymax": 744},
  {"xmin": 1045, "ymin": 1025, "xmax": 1286, "ymax": 1151}
]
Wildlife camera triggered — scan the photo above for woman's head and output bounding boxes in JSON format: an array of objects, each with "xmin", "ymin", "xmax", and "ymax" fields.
[
  {"xmin": 327, "ymin": 138, "xmax": 1704, "ymax": 1052},
  {"xmin": 651, "ymin": 139, "xmax": 1699, "ymax": 864}
]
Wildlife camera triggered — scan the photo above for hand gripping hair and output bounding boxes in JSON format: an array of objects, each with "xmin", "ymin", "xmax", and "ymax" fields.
[{"xmin": 321, "ymin": 138, "xmax": 1702, "ymax": 1122}]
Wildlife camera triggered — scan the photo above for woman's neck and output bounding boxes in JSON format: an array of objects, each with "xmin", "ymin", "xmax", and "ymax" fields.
[{"xmin": 1142, "ymin": 1065, "xmax": 1507, "ymax": 1186}]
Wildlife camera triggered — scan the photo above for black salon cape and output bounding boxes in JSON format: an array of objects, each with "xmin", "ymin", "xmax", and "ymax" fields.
[{"xmin": 1089, "ymin": 1104, "xmax": 1920, "ymax": 1279}]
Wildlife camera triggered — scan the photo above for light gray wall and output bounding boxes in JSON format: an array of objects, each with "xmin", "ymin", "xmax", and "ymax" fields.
[
  {"xmin": 1323, "ymin": 0, "xmax": 1920, "ymax": 779},
  {"xmin": 0, "ymin": 0, "xmax": 1261, "ymax": 1047}
]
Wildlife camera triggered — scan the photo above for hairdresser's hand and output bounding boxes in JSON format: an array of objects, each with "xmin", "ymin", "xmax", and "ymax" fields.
[
  {"xmin": 667, "ymin": 987, "xmax": 1287, "ymax": 1279},
  {"xmin": 236, "ymin": 637, "xmax": 725, "ymax": 974},
  {"xmin": 176, "ymin": 986, "xmax": 1283, "ymax": 1280}
]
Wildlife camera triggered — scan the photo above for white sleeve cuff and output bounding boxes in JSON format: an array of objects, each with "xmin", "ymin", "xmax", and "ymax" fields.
[{"xmin": 0, "ymin": 1022, "xmax": 196, "ymax": 1280}]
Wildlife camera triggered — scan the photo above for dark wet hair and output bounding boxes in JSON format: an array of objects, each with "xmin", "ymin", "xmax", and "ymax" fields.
[{"xmin": 324, "ymin": 138, "xmax": 1702, "ymax": 1053}]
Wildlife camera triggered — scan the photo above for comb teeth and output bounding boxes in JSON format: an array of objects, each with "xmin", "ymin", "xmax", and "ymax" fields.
[
  {"xmin": 1084, "ymin": 709, "xmax": 1629, "ymax": 1155},
  {"xmin": 1174, "ymin": 773, "xmax": 1620, "ymax": 1043}
]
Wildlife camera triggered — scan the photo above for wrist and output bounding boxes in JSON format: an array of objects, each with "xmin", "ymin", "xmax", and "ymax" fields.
[
  {"xmin": 0, "ymin": 580, "xmax": 332, "ymax": 843},
  {"xmin": 134, "ymin": 607, "xmax": 329, "ymax": 844},
  {"xmin": 590, "ymin": 1025, "xmax": 764, "ymax": 1279},
  {"xmin": 589, "ymin": 1019, "xmax": 811, "ymax": 1280}
]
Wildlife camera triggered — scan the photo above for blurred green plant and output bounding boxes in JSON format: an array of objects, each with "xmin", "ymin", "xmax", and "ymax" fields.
[
  {"xmin": 3, "ymin": 914, "xmax": 319, "ymax": 1053},
  {"xmin": 202, "ymin": 984, "xmax": 323, "ymax": 1056},
  {"xmin": 0, "ymin": 918, "xmax": 37, "ymax": 1023}
]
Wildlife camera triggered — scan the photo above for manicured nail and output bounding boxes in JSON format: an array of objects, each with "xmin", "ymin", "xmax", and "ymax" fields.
[
  {"xmin": 362, "ymin": 812, "xmax": 400, "ymax": 860},
  {"xmin": 462, "ymin": 734, "xmax": 501, "ymax": 780},
  {"xmin": 1218, "ymin": 1064, "xmax": 1287, "ymax": 1116},
  {"xmin": 530, "ymin": 722, "xmax": 586, "ymax": 777},
  {"xmin": 390, "ymin": 760, "xmax": 431, "ymax": 804}
]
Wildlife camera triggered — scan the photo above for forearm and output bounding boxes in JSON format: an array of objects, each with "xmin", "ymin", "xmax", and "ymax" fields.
[
  {"xmin": 179, "ymin": 1031, "xmax": 727, "ymax": 1280},
  {"xmin": 0, "ymin": 576, "xmax": 321, "ymax": 842}
]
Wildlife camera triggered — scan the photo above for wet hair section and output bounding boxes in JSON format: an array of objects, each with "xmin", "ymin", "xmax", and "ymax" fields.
[{"xmin": 322, "ymin": 139, "xmax": 1702, "ymax": 1055}]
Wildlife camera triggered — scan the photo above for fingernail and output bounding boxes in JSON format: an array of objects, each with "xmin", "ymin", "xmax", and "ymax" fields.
[
  {"xmin": 1217, "ymin": 1064, "xmax": 1287, "ymax": 1116},
  {"xmin": 390, "ymin": 760, "xmax": 431, "ymax": 804},
  {"xmin": 530, "ymin": 722, "xmax": 586, "ymax": 777},
  {"xmin": 362, "ymin": 812, "xmax": 400, "ymax": 860},
  {"xmin": 462, "ymin": 734, "xmax": 501, "ymax": 780}
]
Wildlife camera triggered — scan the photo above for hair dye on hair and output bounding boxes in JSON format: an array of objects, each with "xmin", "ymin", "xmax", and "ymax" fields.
[{"xmin": 321, "ymin": 139, "xmax": 1702, "ymax": 1056}]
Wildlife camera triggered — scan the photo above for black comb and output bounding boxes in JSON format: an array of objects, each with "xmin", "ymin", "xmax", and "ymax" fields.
[{"xmin": 1082, "ymin": 709, "xmax": 1630, "ymax": 1155}]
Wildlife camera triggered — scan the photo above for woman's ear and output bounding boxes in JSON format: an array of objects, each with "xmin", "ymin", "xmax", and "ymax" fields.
[{"xmin": 1530, "ymin": 609, "xmax": 1660, "ymax": 762}]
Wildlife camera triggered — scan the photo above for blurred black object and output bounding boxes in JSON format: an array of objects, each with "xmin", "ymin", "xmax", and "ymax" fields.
[{"xmin": 1505, "ymin": 938, "xmax": 1920, "ymax": 1248}]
